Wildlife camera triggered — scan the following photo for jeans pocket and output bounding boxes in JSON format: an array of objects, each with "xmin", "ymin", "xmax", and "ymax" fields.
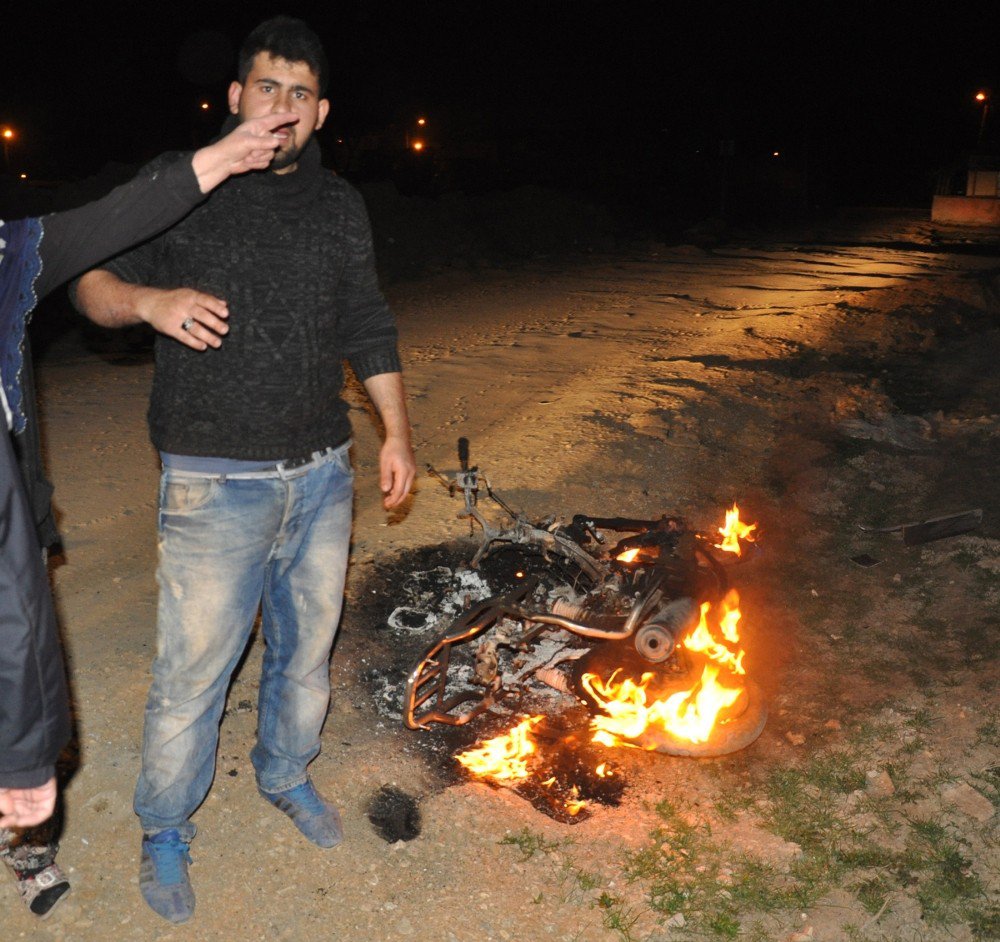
[
  {"xmin": 330, "ymin": 446, "xmax": 354, "ymax": 479},
  {"xmin": 160, "ymin": 475, "xmax": 218, "ymax": 515}
]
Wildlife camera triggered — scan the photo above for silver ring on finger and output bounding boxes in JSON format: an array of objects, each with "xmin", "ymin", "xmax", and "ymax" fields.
[{"xmin": 181, "ymin": 317, "xmax": 195, "ymax": 332}]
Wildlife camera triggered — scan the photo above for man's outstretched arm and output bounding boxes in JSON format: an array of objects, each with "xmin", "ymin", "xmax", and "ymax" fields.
[{"xmin": 362, "ymin": 372, "xmax": 416, "ymax": 509}]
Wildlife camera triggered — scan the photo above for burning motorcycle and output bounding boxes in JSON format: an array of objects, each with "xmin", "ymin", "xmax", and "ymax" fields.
[{"xmin": 402, "ymin": 439, "xmax": 766, "ymax": 759}]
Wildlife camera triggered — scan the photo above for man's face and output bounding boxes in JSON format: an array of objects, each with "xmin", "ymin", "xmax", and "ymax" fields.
[{"xmin": 228, "ymin": 52, "xmax": 329, "ymax": 174}]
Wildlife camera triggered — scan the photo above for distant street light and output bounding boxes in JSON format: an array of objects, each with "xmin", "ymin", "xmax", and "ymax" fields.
[
  {"xmin": 1, "ymin": 126, "xmax": 16, "ymax": 171},
  {"xmin": 405, "ymin": 117, "xmax": 429, "ymax": 150},
  {"xmin": 199, "ymin": 101, "xmax": 211, "ymax": 111},
  {"xmin": 975, "ymin": 90, "xmax": 990, "ymax": 146}
]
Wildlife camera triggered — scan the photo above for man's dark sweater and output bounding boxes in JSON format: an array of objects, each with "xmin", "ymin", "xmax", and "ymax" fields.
[{"xmin": 86, "ymin": 138, "xmax": 400, "ymax": 460}]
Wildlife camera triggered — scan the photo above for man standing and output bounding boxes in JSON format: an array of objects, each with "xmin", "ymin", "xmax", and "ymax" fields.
[{"xmin": 74, "ymin": 17, "xmax": 415, "ymax": 924}]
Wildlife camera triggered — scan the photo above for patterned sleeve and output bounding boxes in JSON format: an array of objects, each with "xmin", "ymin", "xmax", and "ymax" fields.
[{"xmin": 337, "ymin": 185, "xmax": 402, "ymax": 381}]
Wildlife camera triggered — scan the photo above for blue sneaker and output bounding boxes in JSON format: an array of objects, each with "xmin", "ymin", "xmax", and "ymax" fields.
[
  {"xmin": 139, "ymin": 829, "xmax": 194, "ymax": 924},
  {"xmin": 261, "ymin": 780, "xmax": 343, "ymax": 848}
]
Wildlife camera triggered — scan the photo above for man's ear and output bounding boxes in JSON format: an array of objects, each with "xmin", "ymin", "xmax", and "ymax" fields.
[
  {"xmin": 228, "ymin": 81, "xmax": 243, "ymax": 116},
  {"xmin": 315, "ymin": 98, "xmax": 330, "ymax": 130}
]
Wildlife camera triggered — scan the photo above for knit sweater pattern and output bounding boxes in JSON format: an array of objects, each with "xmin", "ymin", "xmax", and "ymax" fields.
[{"xmin": 103, "ymin": 142, "xmax": 400, "ymax": 459}]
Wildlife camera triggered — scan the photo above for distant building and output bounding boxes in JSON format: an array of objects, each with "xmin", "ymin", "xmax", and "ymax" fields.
[{"xmin": 932, "ymin": 154, "xmax": 1000, "ymax": 224}]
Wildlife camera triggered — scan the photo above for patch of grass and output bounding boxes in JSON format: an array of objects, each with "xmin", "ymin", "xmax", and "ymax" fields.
[
  {"xmin": 760, "ymin": 753, "xmax": 864, "ymax": 849},
  {"xmin": 913, "ymin": 614, "xmax": 948, "ymax": 635},
  {"xmin": 957, "ymin": 618, "xmax": 996, "ymax": 662},
  {"xmin": 969, "ymin": 903, "xmax": 1000, "ymax": 941},
  {"xmin": 906, "ymin": 666, "xmax": 935, "ymax": 688},
  {"xmin": 840, "ymin": 923, "xmax": 876, "ymax": 942},
  {"xmin": 596, "ymin": 893, "xmax": 642, "ymax": 942},
  {"xmin": 975, "ymin": 715, "xmax": 1000, "ymax": 748},
  {"xmin": 556, "ymin": 858, "xmax": 605, "ymax": 906},
  {"xmin": 707, "ymin": 912, "xmax": 741, "ymax": 938},
  {"xmin": 903, "ymin": 706, "xmax": 937, "ymax": 732},
  {"xmin": 624, "ymin": 797, "xmax": 825, "ymax": 939},
  {"xmin": 908, "ymin": 819, "xmax": 984, "ymax": 925},
  {"xmin": 951, "ymin": 549, "xmax": 983, "ymax": 568},
  {"xmin": 853, "ymin": 874, "xmax": 893, "ymax": 914},
  {"xmin": 970, "ymin": 767, "xmax": 1000, "ymax": 808},
  {"xmin": 850, "ymin": 718, "xmax": 900, "ymax": 747},
  {"xmin": 860, "ymin": 655, "xmax": 903, "ymax": 682},
  {"xmin": 743, "ymin": 921, "xmax": 775, "ymax": 942},
  {"xmin": 574, "ymin": 868, "xmax": 602, "ymax": 892},
  {"xmin": 728, "ymin": 857, "xmax": 793, "ymax": 913},
  {"xmin": 899, "ymin": 734, "xmax": 927, "ymax": 757},
  {"xmin": 611, "ymin": 743, "xmax": 993, "ymax": 942},
  {"xmin": 833, "ymin": 835, "xmax": 907, "ymax": 872},
  {"xmin": 499, "ymin": 827, "xmax": 559, "ymax": 860},
  {"xmin": 713, "ymin": 789, "xmax": 756, "ymax": 823}
]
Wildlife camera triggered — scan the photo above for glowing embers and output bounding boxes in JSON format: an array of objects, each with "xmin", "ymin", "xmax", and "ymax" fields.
[
  {"xmin": 581, "ymin": 590, "xmax": 765, "ymax": 757},
  {"xmin": 455, "ymin": 713, "xmax": 625, "ymax": 824},
  {"xmin": 615, "ymin": 545, "xmax": 659, "ymax": 565},
  {"xmin": 713, "ymin": 504, "xmax": 758, "ymax": 557}
]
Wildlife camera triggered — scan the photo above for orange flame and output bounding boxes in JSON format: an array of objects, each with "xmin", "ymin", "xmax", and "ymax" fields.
[
  {"xmin": 684, "ymin": 592, "xmax": 745, "ymax": 675},
  {"xmin": 456, "ymin": 717, "xmax": 591, "ymax": 816},
  {"xmin": 564, "ymin": 786, "xmax": 587, "ymax": 816},
  {"xmin": 583, "ymin": 591, "xmax": 748, "ymax": 747},
  {"xmin": 455, "ymin": 716, "xmax": 541, "ymax": 780},
  {"xmin": 714, "ymin": 504, "xmax": 757, "ymax": 556},
  {"xmin": 615, "ymin": 544, "xmax": 661, "ymax": 565}
]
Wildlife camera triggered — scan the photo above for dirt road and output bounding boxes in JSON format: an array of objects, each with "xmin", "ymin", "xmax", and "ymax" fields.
[{"xmin": 13, "ymin": 210, "xmax": 999, "ymax": 941}]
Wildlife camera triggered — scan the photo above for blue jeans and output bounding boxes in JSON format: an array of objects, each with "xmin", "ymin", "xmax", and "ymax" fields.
[{"xmin": 134, "ymin": 444, "xmax": 353, "ymax": 839}]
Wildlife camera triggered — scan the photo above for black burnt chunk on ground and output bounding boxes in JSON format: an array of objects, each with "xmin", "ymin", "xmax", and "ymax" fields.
[
  {"xmin": 367, "ymin": 785, "xmax": 422, "ymax": 843},
  {"xmin": 523, "ymin": 712, "xmax": 627, "ymax": 819}
]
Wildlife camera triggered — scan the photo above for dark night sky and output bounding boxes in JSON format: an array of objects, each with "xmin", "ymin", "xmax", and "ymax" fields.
[{"xmin": 3, "ymin": 1, "xmax": 999, "ymax": 206}]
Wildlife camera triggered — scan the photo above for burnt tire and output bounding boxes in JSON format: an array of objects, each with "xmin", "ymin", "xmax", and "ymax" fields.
[{"xmin": 640, "ymin": 679, "xmax": 767, "ymax": 757}]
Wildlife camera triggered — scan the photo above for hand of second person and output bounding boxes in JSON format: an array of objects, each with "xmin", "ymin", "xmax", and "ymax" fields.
[
  {"xmin": 191, "ymin": 112, "xmax": 300, "ymax": 192},
  {"xmin": 134, "ymin": 285, "xmax": 230, "ymax": 350},
  {"xmin": 0, "ymin": 777, "xmax": 57, "ymax": 829},
  {"xmin": 219, "ymin": 112, "xmax": 300, "ymax": 176}
]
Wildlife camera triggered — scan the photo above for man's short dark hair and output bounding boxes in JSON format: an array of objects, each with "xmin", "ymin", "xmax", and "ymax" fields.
[{"xmin": 237, "ymin": 16, "xmax": 328, "ymax": 96}]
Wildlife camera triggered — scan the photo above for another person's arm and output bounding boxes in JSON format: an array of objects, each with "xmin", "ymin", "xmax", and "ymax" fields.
[{"xmin": 37, "ymin": 112, "xmax": 296, "ymax": 297}]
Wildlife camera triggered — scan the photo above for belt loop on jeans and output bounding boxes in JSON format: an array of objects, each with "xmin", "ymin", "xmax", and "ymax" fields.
[{"xmin": 276, "ymin": 444, "xmax": 336, "ymax": 473}]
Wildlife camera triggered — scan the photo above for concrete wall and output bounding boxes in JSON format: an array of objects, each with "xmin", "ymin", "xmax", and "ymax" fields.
[
  {"xmin": 966, "ymin": 169, "xmax": 999, "ymax": 197},
  {"xmin": 931, "ymin": 195, "xmax": 1000, "ymax": 225}
]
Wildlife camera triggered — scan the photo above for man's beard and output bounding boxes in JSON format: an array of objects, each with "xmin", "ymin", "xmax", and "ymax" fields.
[{"xmin": 270, "ymin": 142, "xmax": 303, "ymax": 170}]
